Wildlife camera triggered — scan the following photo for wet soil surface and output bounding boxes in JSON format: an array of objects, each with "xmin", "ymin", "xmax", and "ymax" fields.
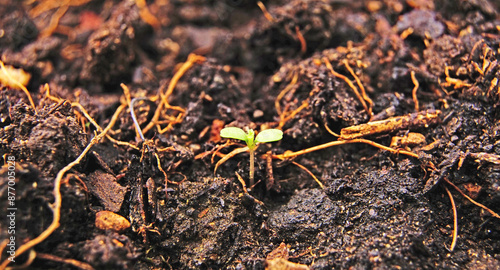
[{"xmin": 1, "ymin": 0, "xmax": 500, "ymax": 269}]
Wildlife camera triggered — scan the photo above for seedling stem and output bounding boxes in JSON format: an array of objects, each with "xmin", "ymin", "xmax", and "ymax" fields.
[
  {"xmin": 220, "ymin": 127, "xmax": 282, "ymax": 187},
  {"xmin": 249, "ymin": 148, "xmax": 255, "ymax": 186}
]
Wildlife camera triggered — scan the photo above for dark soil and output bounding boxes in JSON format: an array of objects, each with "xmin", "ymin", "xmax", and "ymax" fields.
[{"xmin": 1, "ymin": 0, "xmax": 500, "ymax": 269}]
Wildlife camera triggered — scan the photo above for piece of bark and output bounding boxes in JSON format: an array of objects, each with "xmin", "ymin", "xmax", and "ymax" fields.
[{"xmin": 87, "ymin": 170, "xmax": 127, "ymax": 212}]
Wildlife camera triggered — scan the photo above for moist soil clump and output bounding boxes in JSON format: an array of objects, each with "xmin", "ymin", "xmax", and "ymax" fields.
[{"xmin": 0, "ymin": 0, "xmax": 500, "ymax": 269}]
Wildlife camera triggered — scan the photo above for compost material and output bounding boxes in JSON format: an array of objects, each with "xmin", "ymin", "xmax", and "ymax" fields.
[{"xmin": 1, "ymin": 0, "xmax": 500, "ymax": 269}]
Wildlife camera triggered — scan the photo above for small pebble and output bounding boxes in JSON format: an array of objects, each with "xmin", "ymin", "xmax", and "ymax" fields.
[
  {"xmin": 95, "ymin": 210, "xmax": 131, "ymax": 233},
  {"xmin": 253, "ymin": 109, "xmax": 264, "ymax": 119},
  {"xmin": 189, "ymin": 144, "xmax": 201, "ymax": 151}
]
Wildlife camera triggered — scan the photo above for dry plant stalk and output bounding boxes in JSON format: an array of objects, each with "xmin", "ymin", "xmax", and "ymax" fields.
[{"xmin": 339, "ymin": 110, "xmax": 441, "ymax": 140}]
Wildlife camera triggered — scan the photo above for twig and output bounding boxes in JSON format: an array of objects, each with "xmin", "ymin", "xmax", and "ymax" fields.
[{"xmin": 339, "ymin": 110, "xmax": 441, "ymax": 140}]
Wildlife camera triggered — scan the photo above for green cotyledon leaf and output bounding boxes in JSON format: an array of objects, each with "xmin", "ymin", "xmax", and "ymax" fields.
[
  {"xmin": 255, "ymin": 129, "xmax": 283, "ymax": 143},
  {"xmin": 220, "ymin": 127, "xmax": 248, "ymax": 142}
]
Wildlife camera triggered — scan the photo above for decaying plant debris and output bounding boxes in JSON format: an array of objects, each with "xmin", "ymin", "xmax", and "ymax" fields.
[{"xmin": 0, "ymin": 0, "xmax": 499, "ymax": 269}]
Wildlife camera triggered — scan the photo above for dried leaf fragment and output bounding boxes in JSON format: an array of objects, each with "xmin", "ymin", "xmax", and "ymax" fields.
[
  {"xmin": 266, "ymin": 242, "xmax": 289, "ymax": 260},
  {"xmin": 390, "ymin": 132, "xmax": 426, "ymax": 148},
  {"xmin": 0, "ymin": 64, "xmax": 31, "ymax": 89},
  {"xmin": 265, "ymin": 258, "xmax": 310, "ymax": 270}
]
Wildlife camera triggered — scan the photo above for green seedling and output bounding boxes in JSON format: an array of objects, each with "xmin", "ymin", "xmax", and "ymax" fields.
[{"xmin": 220, "ymin": 127, "xmax": 283, "ymax": 187}]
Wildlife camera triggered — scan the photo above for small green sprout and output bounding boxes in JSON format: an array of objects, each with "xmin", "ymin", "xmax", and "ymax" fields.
[{"xmin": 220, "ymin": 127, "xmax": 283, "ymax": 187}]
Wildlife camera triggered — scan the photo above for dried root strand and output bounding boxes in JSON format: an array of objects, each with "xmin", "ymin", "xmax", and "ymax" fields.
[
  {"xmin": 324, "ymin": 122, "xmax": 340, "ymax": 137},
  {"xmin": 265, "ymin": 152, "xmax": 275, "ymax": 191},
  {"xmin": 443, "ymin": 177, "xmax": 500, "ymax": 219},
  {"xmin": 278, "ymin": 101, "xmax": 309, "ymax": 129},
  {"xmin": 411, "ymin": 71, "xmax": 420, "ymax": 112},
  {"xmin": 343, "ymin": 59, "xmax": 373, "ymax": 117},
  {"xmin": 214, "ymin": 146, "xmax": 250, "ymax": 176},
  {"xmin": 469, "ymin": 152, "xmax": 500, "ymax": 165},
  {"xmin": 29, "ymin": 0, "xmax": 92, "ymax": 18},
  {"xmin": 323, "ymin": 57, "xmax": 369, "ymax": 117},
  {"xmin": 36, "ymin": 252, "xmax": 94, "ymax": 270},
  {"xmin": 276, "ymin": 72, "xmax": 318, "ymax": 129},
  {"xmin": 44, "ymin": 83, "xmax": 103, "ymax": 133},
  {"xmin": 257, "ymin": 1, "xmax": 275, "ymax": 22},
  {"xmin": 295, "ymin": 26, "xmax": 307, "ymax": 54},
  {"xmin": 235, "ymin": 171, "xmax": 249, "ymax": 194},
  {"xmin": 44, "ymin": 83, "xmax": 62, "ymax": 103},
  {"xmin": 275, "ymin": 70, "xmax": 299, "ymax": 116},
  {"xmin": 154, "ymin": 152, "xmax": 169, "ymax": 199},
  {"xmin": 444, "ymin": 186, "xmax": 458, "ymax": 252},
  {"xmin": 274, "ymin": 138, "xmax": 419, "ymax": 160},
  {"xmin": 134, "ymin": 0, "xmax": 160, "ymax": 30},
  {"xmin": 291, "ymin": 161, "xmax": 324, "ymax": 189},
  {"xmin": 40, "ymin": 3, "xmax": 69, "ymax": 38},
  {"xmin": 143, "ymin": 54, "xmax": 206, "ymax": 134}
]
